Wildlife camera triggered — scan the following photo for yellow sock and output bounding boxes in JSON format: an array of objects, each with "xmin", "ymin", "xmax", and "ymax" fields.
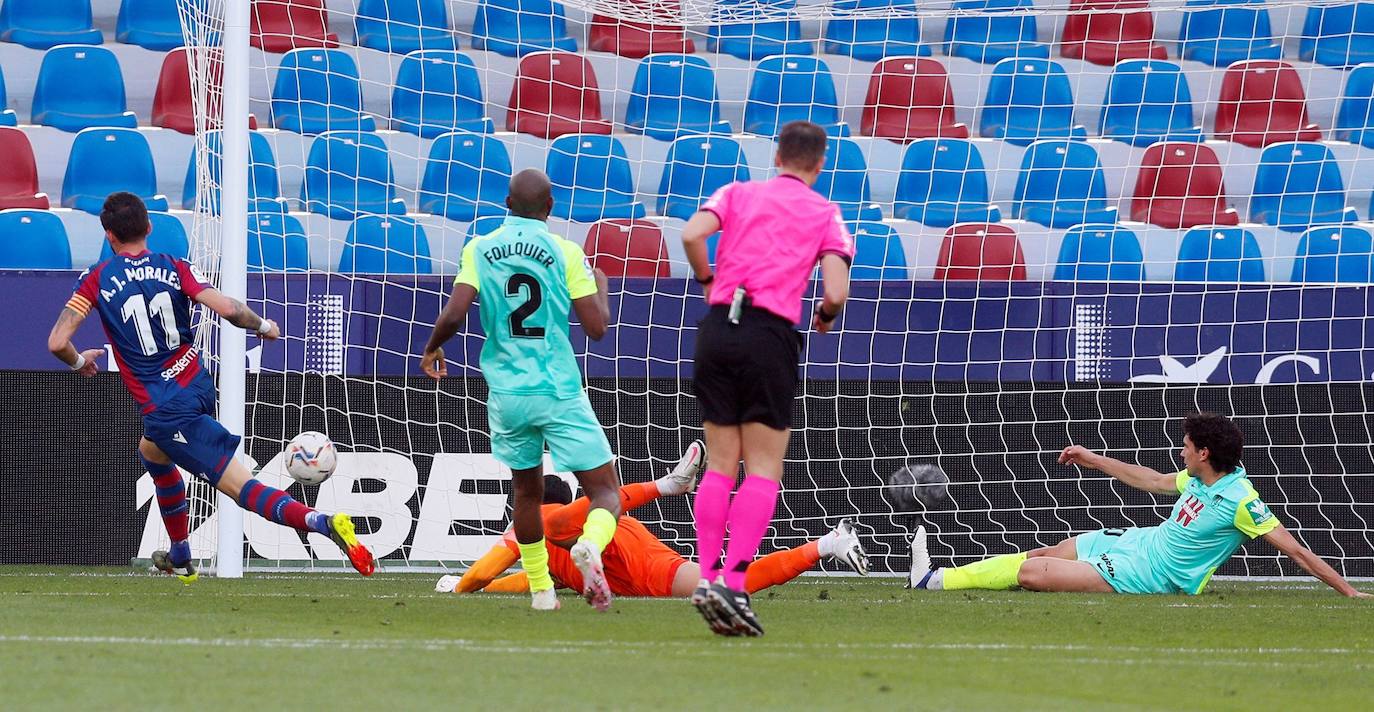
[
  {"xmin": 577, "ymin": 508, "xmax": 618, "ymax": 552},
  {"xmin": 517, "ymin": 539, "xmax": 555, "ymax": 593},
  {"xmin": 941, "ymin": 552, "xmax": 1028, "ymax": 591}
]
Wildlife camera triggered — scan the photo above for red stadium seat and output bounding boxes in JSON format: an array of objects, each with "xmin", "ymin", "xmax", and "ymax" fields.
[
  {"xmin": 0, "ymin": 127, "xmax": 49, "ymax": 210},
  {"xmin": 860, "ymin": 57, "xmax": 969, "ymax": 142},
  {"xmin": 1060, "ymin": 0, "xmax": 1167, "ymax": 66},
  {"xmin": 935, "ymin": 223, "xmax": 1027, "ymax": 281},
  {"xmin": 506, "ymin": 52, "xmax": 613, "ymax": 139},
  {"xmin": 1214, "ymin": 60, "xmax": 1322, "ymax": 147},
  {"xmin": 583, "ymin": 219, "xmax": 670, "ymax": 278},
  {"xmin": 588, "ymin": 14, "xmax": 695, "ymax": 58},
  {"xmin": 152, "ymin": 49, "xmax": 258, "ymax": 134},
  {"xmin": 250, "ymin": 0, "xmax": 338, "ymax": 54},
  {"xmin": 1131, "ymin": 142, "xmax": 1239, "ymax": 229}
]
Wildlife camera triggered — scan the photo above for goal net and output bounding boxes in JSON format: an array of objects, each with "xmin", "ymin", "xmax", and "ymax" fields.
[{"xmin": 164, "ymin": 0, "xmax": 1374, "ymax": 579}]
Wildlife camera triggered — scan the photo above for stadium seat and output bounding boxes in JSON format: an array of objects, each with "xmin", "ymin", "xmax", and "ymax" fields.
[
  {"xmin": 466, "ymin": 215, "xmax": 507, "ymax": 243},
  {"xmin": 1301, "ymin": 3, "xmax": 1374, "ymax": 68},
  {"xmin": 248, "ymin": 212, "xmax": 311, "ymax": 272},
  {"xmin": 1053, "ymin": 223, "xmax": 1144, "ymax": 281},
  {"xmin": 354, "ymin": 0, "xmax": 455, "ymax": 53},
  {"xmin": 1174, "ymin": 226, "xmax": 1265, "ymax": 282},
  {"xmin": 339, "ymin": 215, "xmax": 432, "ymax": 274},
  {"xmin": 1012, "ymin": 140, "xmax": 1118, "ymax": 229},
  {"xmin": 624, "ymin": 54, "xmax": 731, "ymax": 141},
  {"xmin": 0, "ymin": 67, "xmax": 15, "ymax": 126},
  {"xmin": 271, "ymin": 48, "xmax": 377, "ymax": 134},
  {"xmin": 860, "ymin": 57, "xmax": 969, "ymax": 142},
  {"xmin": 471, "ymin": 0, "xmax": 578, "ymax": 57},
  {"xmin": 814, "ymin": 137, "xmax": 882, "ymax": 222},
  {"xmin": 1130, "ymin": 142, "xmax": 1238, "ymax": 230},
  {"xmin": 251, "ymin": 0, "xmax": 338, "ymax": 53},
  {"xmin": 1098, "ymin": 60, "xmax": 1204, "ymax": 147},
  {"xmin": 391, "ymin": 51, "xmax": 494, "ymax": 138},
  {"xmin": 1291, "ymin": 225, "xmax": 1374, "ymax": 282},
  {"xmin": 116, "ymin": 0, "xmax": 184, "ymax": 51},
  {"xmin": 657, "ymin": 136, "xmax": 750, "ymax": 221},
  {"xmin": 300, "ymin": 131, "xmax": 405, "ymax": 220},
  {"xmin": 31, "ymin": 46, "xmax": 138, "ymax": 133},
  {"xmin": 182, "ymin": 130, "xmax": 284, "ymax": 213},
  {"xmin": 506, "ymin": 51, "xmax": 612, "ymax": 139},
  {"xmin": 934, "ymin": 222, "xmax": 1026, "ymax": 281},
  {"xmin": 848, "ymin": 221, "xmax": 909, "ymax": 279},
  {"xmin": 153, "ymin": 48, "xmax": 260, "ymax": 135},
  {"xmin": 545, "ymin": 134, "xmax": 646, "ymax": 223},
  {"xmin": 583, "ymin": 219, "xmax": 671, "ymax": 278},
  {"xmin": 1060, "ymin": 0, "xmax": 1167, "ymax": 66},
  {"xmin": 1214, "ymin": 60, "xmax": 1322, "ymax": 148},
  {"xmin": 0, "ymin": 0, "xmax": 101, "ymax": 49},
  {"xmin": 743, "ymin": 56, "xmax": 850, "ymax": 137},
  {"xmin": 979, "ymin": 58, "xmax": 1087, "ymax": 146},
  {"xmin": 944, "ymin": 0, "xmax": 1048, "ymax": 64},
  {"xmin": 1334, "ymin": 63, "xmax": 1374, "ymax": 148},
  {"xmin": 1250, "ymin": 141, "xmax": 1358, "ymax": 233},
  {"xmin": 417, "ymin": 130, "xmax": 512, "ymax": 221},
  {"xmin": 823, "ymin": 0, "xmax": 930, "ymax": 61},
  {"xmin": 709, "ymin": 0, "xmax": 812, "ymax": 60},
  {"xmin": 0, "ymin": 209, "xmax": 69, "ymax": 268},
  {"xmin": 588, "ymin": 13, "xmax": 694, "ymax": 58},
  {"xmin": 0, "ymin": 127, "xmax": 47, "ymax": 210},
  {"xmin": 61, "ymin": 129, "xmax": 169, "ymax": 215},
  {"xmin": 893, "ymin": 139, "xmax": 1000, "ymax": 227},
  {"xmin": 1177, "ymin": 1, "xmax": 1282, "ymax": 67},
  {"xmin": 99, "ymin": 212, "xmax": 189, "ymax": 262}
]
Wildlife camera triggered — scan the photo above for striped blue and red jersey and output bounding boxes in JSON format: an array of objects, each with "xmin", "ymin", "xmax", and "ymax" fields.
[{"xmin": 66, "ymin": 251, "xmax": 214, "ymax": 414}]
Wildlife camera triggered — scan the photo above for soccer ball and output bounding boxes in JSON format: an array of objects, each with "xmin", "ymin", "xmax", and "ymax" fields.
[
  {"xmin": 284, "ymin": 431, "xmax": 337, "ymax": 485},
  {"xmin": 884, "ymin": 464, "xmax": 950, "ymax": 511}
]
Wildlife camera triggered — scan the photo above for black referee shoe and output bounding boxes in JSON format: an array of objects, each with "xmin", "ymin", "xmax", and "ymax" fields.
[
  {"xmin": 692, "ymin": 578, "xmax": 738, "ymax": 636},
  {"xmin": 706, "ymin": 580, "xmax": 764, "ymax": 637}
]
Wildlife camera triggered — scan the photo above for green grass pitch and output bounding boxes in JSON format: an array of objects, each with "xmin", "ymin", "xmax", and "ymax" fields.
[{"xmin": 1, "ymin": 567, "xmax": 1370, "ymax": 710}]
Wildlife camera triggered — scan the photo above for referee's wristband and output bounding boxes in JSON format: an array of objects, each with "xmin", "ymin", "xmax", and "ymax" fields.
[
  {"xmin": 694, "ymin": 273, "xmax": 714, "ymax": 286},
  {"xmin": 815, "ymin": 304, "xmax": 839, "ymax": 324},
  {"xmin": 70, "ymin": 353, "xmax": 87, "ymax": 371}
]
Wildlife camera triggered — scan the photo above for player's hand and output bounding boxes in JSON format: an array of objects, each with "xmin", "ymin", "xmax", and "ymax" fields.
[
  {"xmin": 258, "ymin": 319, "xmax": 281, "ymax": 340},
  {"xmin": 76, "ymin": 348, "xmax": 103, "ymax": 377},
  {"xmin": 1058, "ymin": 445, "xmax": 1100, "ymax": 469},
  {"xmin": 421, "ymin": 347, "xmax": 447, "ymax": 380}
]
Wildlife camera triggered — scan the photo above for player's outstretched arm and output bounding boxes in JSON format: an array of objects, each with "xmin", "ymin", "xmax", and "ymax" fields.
[
  {"xmin": 421, "ymin": 283, "xmax": 477, "ymax": 379},
  {"xmin": 194, "ymin": 288, "xmax": 279, "ymax": 339},
  {"xmin": 46, "ymin": 307, "xmax": 102, "ymax": 377},
  {"xmin": 1263, "ymin": 524, "xmax": 1370, "ymax": 598},
  {"xmin": 1059, "ymin": 445, "xmax": 1179, "ymax": 495},
  {"xmin": 571, "ymin": 267, "xmax": 610, "ymax": 341}
]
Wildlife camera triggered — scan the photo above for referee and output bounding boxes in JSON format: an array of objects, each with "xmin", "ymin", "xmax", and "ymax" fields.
[{"xmin": 681, "ymin": 120, "xmax": 855, "ymax": 637}]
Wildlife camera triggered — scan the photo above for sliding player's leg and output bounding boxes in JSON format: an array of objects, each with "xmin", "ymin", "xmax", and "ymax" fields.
[
  {"xmin": 907, "ymin": 527, "xmax": 1112, "ymax": 593},
  {"xmin": 672, "ymin": 520, "xmax": 871, "ymax": 599}
]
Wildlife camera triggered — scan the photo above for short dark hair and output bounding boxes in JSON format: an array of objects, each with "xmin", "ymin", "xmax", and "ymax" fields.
[
  {"xmin": 100, "ymin": 192, "xmax": 150, "ymax": 244},
  {"xmin": 542, "ymin": 475, "xmax": 573, "ymax": 505},
  {"xmin": 1183, "ymin": 412, "xmax": 1244, "ymax": 474},
  {"xmin": 776, "ymin": 120, "xmax": 828, "ymax": 171}
]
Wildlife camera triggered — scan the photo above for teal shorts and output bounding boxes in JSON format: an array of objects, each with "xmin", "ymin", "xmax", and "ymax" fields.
[
  {"xmin": 487, "ymin": 391, "xmax": 614, "ymax": 473},
  {"xmin": 1075, "ymin": 527, "xmax": 1178, "ymax": 595}
]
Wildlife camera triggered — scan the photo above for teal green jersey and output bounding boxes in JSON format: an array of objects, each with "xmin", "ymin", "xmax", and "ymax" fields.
[{"xmin": 455, "ymin": 216, "xmax": 598, "ymax": 398}]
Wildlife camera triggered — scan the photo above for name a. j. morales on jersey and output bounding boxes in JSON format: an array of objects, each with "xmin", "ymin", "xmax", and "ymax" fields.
[
  {"xmin": 482, "ymin": 241, "xmax": 556, "ymax": 268},
  {"xmin": 98, "ymin": 258, "xmax": 182, "ymax": 302}
]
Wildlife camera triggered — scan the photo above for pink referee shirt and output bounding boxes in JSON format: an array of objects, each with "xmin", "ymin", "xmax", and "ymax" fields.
[{"xmin": 701, "ymin": 175, "xmax": 855, "ymax": 326}]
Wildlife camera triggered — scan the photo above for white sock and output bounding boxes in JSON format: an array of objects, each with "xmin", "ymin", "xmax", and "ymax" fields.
[
  {"xmin": 816, "ymin": 530, "xmax": 838, "ymax": 558},
  {"xmin": 655, "ymin": 477, "xmax": 672, "ymax": 496},
  {"xmin": 927, "ymin": 568, "xmax": 945, "ymax": 590}
]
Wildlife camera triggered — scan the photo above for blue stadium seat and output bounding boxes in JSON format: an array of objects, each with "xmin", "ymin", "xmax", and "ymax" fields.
[
  {"xmin": 300, "ymin": 131, "xmax": 405, "ymax": 220},
  {"xmin": 99, "ymin": 212, "xmax": 189, "ymax": 262},
  {"xmin": 1053, "ymin": 223, "xmax": 1144, "ymax": 281},
  {"xmin": 1301, "ymin": 3, "xmax": 1374, "ymax": 68},
  {"xmin": 1250, "ymin": 142, "xmax": 1359, "ymax": 233},
  {"xmin": 471, "ymin": 0, "xmax": 578, "ymax": 57},
  {"xmin": 62, "ymin": 129, "xmax": 169, "ymax": 215},
  {"xmin": 709, "ymin": 0, "xmax": 812, "ymax": 60},
  {"xmin": 1291, "ymin": 225, "xmax": 1374, "ymax": 282},
  {"xmin": 1334, "ymin": 63, "xmax": 1374, "ymax": 148},
  {"xmin": 823, "ymin": 0, "xmax": 930, "ymax": 61},
  {"xmin": 979, "ymin": 58, "xmax": 1086, "ymax": 147},
  {"xmin": 0, "ymin": 67, "xmax": 16, "ymax": 126},
  {"xmin": 339, "ymin": 215, "xmax": 432, "ymax": 274},
  {"xmin": 182, "ymin": 130, "xmax": 285, "ymax": 213},
  {"xmin": 466, "ymin": 215, "xmax": 508, "ymax": 243},
  {"xmin": 0, "ymin": 0, "xmax": 102, "ymax": 49},
  {"xmin": 31, "ymin": 46, "xmax": 137, "ymax": 132},
  {"xmin": 116, "ymin": 0, "xmax": 184, "ymax": 51},
  {"xmin": 271, "ymin": 49, "xmax": 376, "ymax": 135},
  {"xmin": 1099, "ymin": 60, "xmax": 1204, "ymax": 148},
  {"xmin": 1174, "ymin": 226, "xmax": 1266, "ymax": 282},
  {"xmin": 417, "ymin": 130, "xmax": 512, "ymax": 221},
  {"xmin": 1177, "ymin": 1, "xmax": 1282, "ymax": 67},
  {"xmin": 355, "ymin": 0, "xmax": 455, "ymax": 53},
  {"xmin": 744, "ymin": 56, "xmax": 850, "ymax": 137},
  {"xmin": 1012, "ymin": 140, "xmax": 1118, "ymax": 229},
  {"xmin": 815, "ymin": 138, "xmax": 882, "ymax": 222},
  {"xmin": 248, "ymin": 212, "xmax": 311, "ymax": 272},
  {"xmin": 657, "ymin": 136, "xmax": 750, "ymax": 221},
  {"xmin": 893, "ymin": 139, "xmax": 1001, "ymax": 227},
  {"xmin": 391, "ymin": 50, "xmax": 494, "ymax": 138},
  {"xmin": 0, "ymin": 209, "xmax": 69, "ymax": 268},
  {"xmin": 849, "ymin": 221, "xmax": 909, "ymax": 279},
  {"xmin": 944, "ymin": 0, "xmax": 1048, "ymax": 64},
  {"xmin": 625, "ymin": 55, "xmax": 732, "ymax": 141},
  {"xmin": 545, "ymin": 134, "xmax": 646, "ymax": 223}
]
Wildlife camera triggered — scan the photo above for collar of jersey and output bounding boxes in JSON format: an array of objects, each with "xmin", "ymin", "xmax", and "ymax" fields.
[
  {"xmin": 1194, "ymin": 467, "xmax": 1246, "ymax": 494},
  {"xmin": 502, "ymin": 215, "xmax": 549, "ymax": 231},
  {"xmin": 116, "ymin": 248, "xmax": 150, "ymax": 258}
]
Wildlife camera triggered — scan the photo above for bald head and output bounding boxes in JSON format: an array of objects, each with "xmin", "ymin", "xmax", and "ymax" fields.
[{"xmin": 507, "ymin": 168, "xmax": 554, "ymax": 220}]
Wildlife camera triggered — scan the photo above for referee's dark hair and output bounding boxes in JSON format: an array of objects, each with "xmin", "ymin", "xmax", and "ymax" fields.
[
  {"xmin": 100, "ymin": 192, "xmax": 151, "ymax": 244},
  {"xmin": 776, "ymin": 120, "xmax": 828, "ymax": 171},
  {"xmin": 542, "ymin": 475, "xmax": 574, "ymax": 505},
  {"xmin": 1183, "ymin": 412, "xmax": 1244, "ymax": 474}
]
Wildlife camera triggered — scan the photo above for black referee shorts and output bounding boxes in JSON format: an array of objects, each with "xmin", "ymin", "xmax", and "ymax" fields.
[{"xmin": 693, "ymin": 304, "xmax": 802, "ymax": 430}]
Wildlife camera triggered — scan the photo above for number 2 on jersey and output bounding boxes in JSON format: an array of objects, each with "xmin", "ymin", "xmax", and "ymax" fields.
[
  {"xmin": 120, "ymin": 292, "xmax": 181, "ymax": 355},
  {"xmin": 506, "ymin": 273, "xmax": 546, "ymax": 338}
]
